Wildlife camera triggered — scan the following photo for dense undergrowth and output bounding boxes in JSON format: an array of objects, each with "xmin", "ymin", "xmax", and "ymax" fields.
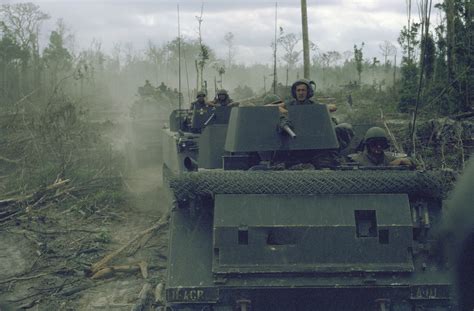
[{"xmin": 323, "ymin": 82, "xmax": 473, "ymax": 171}]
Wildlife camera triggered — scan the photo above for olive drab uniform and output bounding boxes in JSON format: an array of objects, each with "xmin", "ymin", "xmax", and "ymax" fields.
[
  {"xmin": 191, "ymin": 101, "xmax": 207, "ymax": 110},
  {"xmin": 334, "ymin": 123, "xmax": 355, "ymax": 154},
  {"xmin": 349, "ymin": 127, "xmax": 399, "ymax": 167},
  {"xmin": 213, "ymin": 89, "xmax": 235, "ymax": 107},
  {"xmin": 349, "ymin": 150, "xmax": 397, "ymax": 166},
  {"xmin": 190, "ymin": 91, "xmax": 208, "ymax": 110}
]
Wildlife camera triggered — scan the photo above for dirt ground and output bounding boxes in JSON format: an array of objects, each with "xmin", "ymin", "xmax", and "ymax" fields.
[{"xmin": 0, "ymin": 114, "xmax": 170, "ymax": 310}]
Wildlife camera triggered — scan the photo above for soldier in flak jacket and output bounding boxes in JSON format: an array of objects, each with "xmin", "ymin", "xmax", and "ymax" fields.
[
  {"xmin": 349, "ymin": 127, "xmax": 413, "ymax": 167},
  {"xmin": 190, "ymin": 91, "xmax": 208, "ymax": 110},
  {"xmin": 209, "ymin": 89, "xmax": 239, "ymax": 107}
]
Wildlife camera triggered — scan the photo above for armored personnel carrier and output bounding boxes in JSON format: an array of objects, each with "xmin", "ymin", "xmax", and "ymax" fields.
[{"xmin": 161, "ymin": 104, "xmax": 455, "ymax": 310}]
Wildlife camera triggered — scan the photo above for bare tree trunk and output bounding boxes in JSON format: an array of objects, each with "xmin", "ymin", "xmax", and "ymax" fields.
[
  {"xmin": 393, "ymin": 54, "xmax": 397, "ymax": 85},
  {"xmin": 200, "ymin": 64, "xmax": 204, "ymax": 91},
  {"xmin": 195, "ymin": 60, "xmax": 199, "ymax": 91},
  {"xmin": 465, "ymin": 0, "xmax": 472, "ymax": 110},
  {"xmin": 197, "ymin": 4, "xmax": 206, "ymax": 91},
  {"xmin": 446, "ymin": 0, "xmax": 455, "ymax": 82},
  {"xmin": 301, "ymin": 0, "xmax": 311, "ymax": 79},
  {"xmin": 411, "ymin": 0, "xmax": 433, "ymax": 157},
  {"xmin": 406, "ymin": 0, "xmax": 412, "ymax": 61},
  {"xmin": 273, "ymin": 2, "xmax": 278, "ymax": 93}
]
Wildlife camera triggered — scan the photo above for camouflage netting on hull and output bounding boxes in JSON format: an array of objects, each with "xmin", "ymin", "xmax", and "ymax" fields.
[{"xmin": 166, "ymin": 168, "xmax": 455, "ymax": 202}]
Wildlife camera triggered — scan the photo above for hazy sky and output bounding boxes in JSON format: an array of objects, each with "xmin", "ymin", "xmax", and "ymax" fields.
[{"xmin": 8, "ymin": 0, "xmax": 443, "ymax": 65}]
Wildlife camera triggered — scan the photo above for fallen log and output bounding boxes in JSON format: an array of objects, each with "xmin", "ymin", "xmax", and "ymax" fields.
[
  {"xmin": 154, "ymin": 282, "xmax": 165, "ymax": 305},
  {"xmin": 0, "ymin": 155, "xmax": 21, "ymax": 164},
  {"xmin": 90, "ymin": 261, "xmax": 154, "ymax": 280},
  {"xmin": 0, "ymin": 272, "xmax": 49, "ymax": 285},
  {"xmin": 90, "ymin": 212, "xmax": 169, "ymax": 274},
  {"xmin": 452, "ymin": 111, "xmax": 474, "ymax": 120},
  {"xmin": 131, "ymin": 282, "xmax": 153, "ymax": 311},
  {"xmin": 91, "ymin": 264, "xmax": 139, "ymax": 279}
]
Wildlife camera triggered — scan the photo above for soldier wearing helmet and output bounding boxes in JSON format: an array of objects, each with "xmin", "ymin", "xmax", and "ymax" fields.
[
  {"xmin": 349, "ymin": 127, "xmax": 413, "ymax": 167},
  {"xmin": 285, "ymin": 79, "xmax": 317, "ymax": 106},
  {"xmin": 210, "ymin": 89, "xmax": 238, "ymax": 107},
  {"xmin": 138, "ymin": 79, "xmax": 156, "ymax": 97},
  {"xmin": 190, "ymin": 91, "xmax": 208, "ymax": 110},
  {"xmin": 263, "ymin": 94, "xmax": 288, "ymax": 114},
  {"xmin": 263, "ymin": 94, "xmax": 282, "ymax": 106},
  {"xmin": 284, "ymin": 79, "xmax": 337, "ymax": 114}
]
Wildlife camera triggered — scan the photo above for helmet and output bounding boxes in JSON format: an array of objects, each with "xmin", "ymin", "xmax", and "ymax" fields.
[
  {"xmin": 291, "ymin": 79, "xmax": 316, "ymax": 99},
  {"xmin": 263, "ymin": 94, "xmax": 282, "ymax": 105},
  {"xmin": 217, "ymin": 89, "xmax": 228, "ymax": 96},
  {"xmin": 196, "ymin": 91, "xmax": 206, "ymax": 98},
  {"xmin": 364, "ymin": 127, "xmax": 389, "ymax": 148}
]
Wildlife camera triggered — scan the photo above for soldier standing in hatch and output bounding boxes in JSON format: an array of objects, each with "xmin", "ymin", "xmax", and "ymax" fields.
[
  {"xmin": 263, "ymin": 94, "xmax": 288, "ymax": 114},
  {"xmin": 158, "ymin": 82, "xmax": 167, "ymax": 92},
  {"xmin": 209, "ymin": 89, "xmax": 238, "ymax": 107},
  {"xmin": 349, "ymin": 127, "xmax": 413, "ymax": 167},
  {"xmin": 190, "ymin": 91, "xmax": 208, "ymax": 110},
  {"xmin": 138, "ymin": 80, "xmax": 155, "ymax": 97},
  {"xmin": 284, "ymin": 79, "xmax": 337, "ymax": 113},
  {"xmin": 285, "ymin": 79, "xmax": 316, "ymax": 106}
]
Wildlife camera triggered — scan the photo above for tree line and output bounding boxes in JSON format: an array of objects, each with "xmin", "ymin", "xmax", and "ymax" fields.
[{"xmin": 0, "ymin": 1, "xmax": 471, "ymax": 115}]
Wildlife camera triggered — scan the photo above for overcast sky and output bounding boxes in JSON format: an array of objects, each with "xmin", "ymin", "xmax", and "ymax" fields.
[{"xmin": 6, "ymin": 0, "xmax": 443, "ymax": 65}]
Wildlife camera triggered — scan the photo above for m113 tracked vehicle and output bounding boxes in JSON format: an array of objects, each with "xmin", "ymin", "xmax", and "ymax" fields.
[{"xmin": 161, "ymin": 104, "xmax": 455, "ymax": 310}]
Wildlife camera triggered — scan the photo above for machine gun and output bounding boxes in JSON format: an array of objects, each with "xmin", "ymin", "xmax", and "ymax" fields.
[
  {"xmin": 203, "ymin": 110, "xmax": 216, "ymax": 127},
  {"xmin": 278, "ymin": 117, "xmax": 297, "ymax": 138}
]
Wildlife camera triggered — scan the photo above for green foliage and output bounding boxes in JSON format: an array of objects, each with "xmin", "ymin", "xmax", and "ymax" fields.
[
  {"xmin": 0, "ymin": 34, "xmax": 28, "ymax": 62},
  {"xmin": 398, "ymin": 60, "xmax": 418, "ymax": 112},
  {"xmin": 334, "ymin": 82, "xmax": 399, "ymax": 124},
  {"xmin": 1, "ymin": 89, "xmax": 124, "ymax": 193},
  {"xmin": 0, "ymin": 3, "xmax": 50, "ymax": 49},
  {"xmin": 422, "ymin": 34, "xmax": 436, "ymax": 82},
  {"xmin": 408, "ymin": 0, "xmax": 473, "ymax": 115},
  {"xmin": 94, "ymin": 229, "xmax": 112, "ymax": 243},
  {"xmin": 397, "ymin": 21, "xmax": 421, "ymax": 113},
  {"xmin": 398, "ymin": 23, "xmax": 420, "ymax": 62},
  {"xmin": 353, "ymin": 43, "xmax": 364, "ymax": 84},
  {"xmin": 43, "ymin": 30, "xmax": 72, "ymax": 71}
]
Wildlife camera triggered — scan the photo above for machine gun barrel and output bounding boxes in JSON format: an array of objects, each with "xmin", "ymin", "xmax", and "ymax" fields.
[
  {"xmin": 282, "ymin": 124, "xmax": 296, "ymax": 138},
  {"xmin": 203, "ymin": 112, "xmax": 216, "ymax": 126}
]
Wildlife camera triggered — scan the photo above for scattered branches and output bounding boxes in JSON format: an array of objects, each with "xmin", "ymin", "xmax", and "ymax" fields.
[{"xmin": 90, "ymin": 211, "xmax": 169, "ymax": 275}]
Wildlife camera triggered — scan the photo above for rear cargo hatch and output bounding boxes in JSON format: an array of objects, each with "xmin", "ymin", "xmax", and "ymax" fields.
[{"xmin": 213, "ymin": 193, "xmax": 414, "ymax": 274}]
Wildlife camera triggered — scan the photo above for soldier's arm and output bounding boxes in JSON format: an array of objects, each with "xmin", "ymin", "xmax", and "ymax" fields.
[
  {"xmin": 389, "ymin": 157, "xmax": 414, "ymax": 167},
  {"xmin": 327, "ymin": 104, "xmax": 337, "ymax": 112}
]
